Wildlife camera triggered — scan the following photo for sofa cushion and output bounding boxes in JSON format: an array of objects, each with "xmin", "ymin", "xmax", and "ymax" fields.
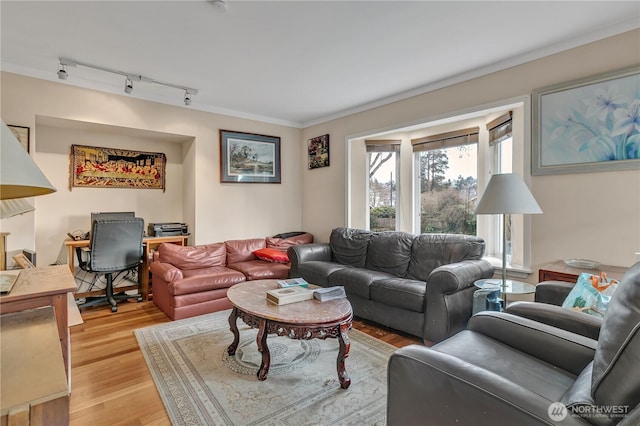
[
  {"xmin": 225, "ymin": 238, "xmax": 266, "ymax": 264},
  {"xmin": 371, "ymin": 277, "xmax": 426, "ymax": 313},
  {"xmin": 329, "ymin": 227, "xmax": 373, "ymax": 267},
  {"xmin": 170, "ymin": 266, "xmax": 246, "ymax": 295},
  {"xmin": 407, "ymin": 234, "xmax": 485, "ymax": 281},
  {"xmin": 158, "ymin": 242, "xmax": 226, "ymax": 270},
  {"xmin": 228, "ymin": 260, "xmax": 290, "ymax": 280},
  {"xmin": 254, "ymin": 248, "xmax": 290, "ymax": 263},
  {"xmin": 328, "ymin": 267, "xmax": 395, "ymax": 300},
  {"xmin": 365, "ymin": 231, "xmax": 413, "ymax": 276},
  {"xmin": 297, "ymin": 261, "xmax": 349, "ymax": 287},
  {"xmin": 266, "ymin": 232, "xmax": 314, "ymax": 253}
]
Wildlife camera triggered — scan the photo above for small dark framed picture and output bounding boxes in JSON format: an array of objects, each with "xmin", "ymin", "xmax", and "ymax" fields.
[
  {"xmin": 8, "ymin": 125, "xmax": 30, "ymax": 153},
  {"xmin": 308, "ymin": 134, "xmax": 330, "ymax": 169},
  {"xmin": 220, "ymin": 130, "xmax": 281, "ymax": 183}
]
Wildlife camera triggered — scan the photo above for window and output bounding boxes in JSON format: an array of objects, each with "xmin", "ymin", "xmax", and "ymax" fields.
[
  {"xmin": 367, "ymin": 140, "xmax": 400, "ymax": 231},
  {"xmin": 349, "ymin": 101, "xmax": 532, "ymax": 273},
  {"xmin": 412, "ymin": 128, "xmax": 478, "ymax": 234},
  {"xmin": 485, "ymin": 111, "xmax": 521, "ymax": 268}
]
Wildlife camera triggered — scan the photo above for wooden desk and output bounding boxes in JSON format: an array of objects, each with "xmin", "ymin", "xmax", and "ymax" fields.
[
  {"xmin": 1, "ymin": 307, "xmax": 69, "ymax": 426},
  {"xmin": 64, "ymin": 235, "xmax": 188, "ymax": 301},
  {"xmin": 0, "ymin": 265, "xmax": 75, "ymax": 386},
  {"xmin": 538, "ymin": 260, "xmax": 628, "ymax": 283}
]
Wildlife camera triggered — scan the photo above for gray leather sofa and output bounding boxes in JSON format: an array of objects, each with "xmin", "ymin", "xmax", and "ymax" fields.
[
  {"xmin": 387, "ymin": 261, "xmax": 640, "ymax": 425},
  {"xmin": 288, "ymin": 227, "xmax": 493, "ymax": 343}
]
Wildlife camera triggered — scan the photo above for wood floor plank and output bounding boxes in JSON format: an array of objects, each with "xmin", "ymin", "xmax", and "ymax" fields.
[{"xmin": 69, "ymin": 300, "xmax": 422, "ymax": 425}]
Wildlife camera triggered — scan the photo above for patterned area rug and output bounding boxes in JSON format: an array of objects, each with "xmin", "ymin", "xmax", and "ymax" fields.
[{"xmin": 134, "ymin": 309, "xmax": 396, "ymax": 426}]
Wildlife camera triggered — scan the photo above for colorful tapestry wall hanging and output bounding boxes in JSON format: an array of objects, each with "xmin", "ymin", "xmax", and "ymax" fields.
[{"xmin": 70, "ymin": 145, "xmax": 166, "ymax": 191}]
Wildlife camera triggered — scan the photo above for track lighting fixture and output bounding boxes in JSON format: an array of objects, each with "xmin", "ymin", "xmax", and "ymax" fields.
[
  {"xmin": 56, "ymin": 57, "xmax": 198, "ymax": 106},
  {"xmin": 124, "ymin": 77, "xmax": 134, "ymax": 94},
  {"xmin": 57, "ymin": 61, "xmax": 68, "ymax": 80}
]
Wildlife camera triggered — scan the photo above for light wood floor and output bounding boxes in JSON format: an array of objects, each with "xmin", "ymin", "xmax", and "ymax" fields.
[{"xmin": 69, "ymin": 300, "xmax": 422, "ymax": 425}]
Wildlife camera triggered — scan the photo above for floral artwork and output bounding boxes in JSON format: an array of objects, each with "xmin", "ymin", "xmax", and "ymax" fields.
[
  {"xmin": 70, "ymin": 145, "xmax": 166, "ymax": 190},
  {"xmin": 308, "ymin": 134, "xmax": 330, "ymax": 169},
  {"xmin": 533, "ymin": 68, "xmax": 640, "ymax": 174}
]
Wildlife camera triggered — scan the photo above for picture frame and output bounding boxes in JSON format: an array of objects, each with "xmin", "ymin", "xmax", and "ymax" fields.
[
  {"xmin": 220, "ymin": 130, "xmax": 281, "ymax": 183},
  {"xmin": 532, "ymin": 66, "xmax": 640, "ymax": 175},
  {"xmin": 308, "ymin": 134, "xmax": 330, "ymax": 169},
  {"xmin": 69, "ymin": 145, "xmax": 166, "ymax": 191},
  {"xmin": 12, "ymin": 253, "xmax": 35, "ymax": 269},
  {"xmin": 8, "ymin": 125, "xmax": 29, "ymax": 153}
]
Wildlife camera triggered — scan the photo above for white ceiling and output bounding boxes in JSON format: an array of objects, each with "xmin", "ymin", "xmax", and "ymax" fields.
[{"xmin": 1, "ymin": 1, "xmax": 638, "ymax": 128}]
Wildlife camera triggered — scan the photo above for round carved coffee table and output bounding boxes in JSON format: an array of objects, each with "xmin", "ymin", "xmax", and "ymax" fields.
[{"xmin": 226, "ymin": 279, "xmax": 353, "ymax": 389}]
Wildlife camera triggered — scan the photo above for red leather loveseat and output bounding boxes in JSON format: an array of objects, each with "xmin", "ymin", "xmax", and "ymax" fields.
[{"xmin": 150, "ymin": 233, "xmax": 313, "ymax": 320}]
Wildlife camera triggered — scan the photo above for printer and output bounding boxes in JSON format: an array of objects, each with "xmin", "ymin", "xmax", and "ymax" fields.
[{"xmin": 148, "ymin": 223, "xmax": 189, "ymax": 237}]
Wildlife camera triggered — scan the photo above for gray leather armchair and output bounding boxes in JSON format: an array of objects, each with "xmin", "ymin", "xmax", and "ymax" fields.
[
  {"xmin": 387, "ymin": 261, "xmax": 640, "ymax": 425},
  {"xmin": 506, "ymin": 280, "xmax": 604, "ymax": 340}
]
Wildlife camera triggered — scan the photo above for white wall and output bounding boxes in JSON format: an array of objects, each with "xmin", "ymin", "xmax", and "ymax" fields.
[
  {"xmin": 1, "ymin": 73, "xmax": 303, "ymax": 267},
  {"xmin": 34, "ymin": 121, "xmax": 188, "ymax": 264},
  {"xmin": 301, "ymin": 29, "xmax": 640, "ymax": 272}
]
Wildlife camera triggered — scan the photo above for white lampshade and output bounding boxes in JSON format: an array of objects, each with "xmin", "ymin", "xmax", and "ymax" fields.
[
  {"xmin": 0, "ymin": 198, "xmax": 35, "ymax": 219},
  {"xmin": 1, "ymin": 121, "xmax": 56, "ymax": 200},
  {"xmin": 476, "ymin": 173, "xmax": 542, "ymax": 215}
]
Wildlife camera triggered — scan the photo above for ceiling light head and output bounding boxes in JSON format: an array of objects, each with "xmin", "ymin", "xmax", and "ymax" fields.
[
  {"xmin": 124, "ymin": 77, "xmax": 133, "ymax": 94},
  {"xmin": 57, "ymin": 62, "xmax": 68, "ymax": 80},
  {"xmin": 210, "ymin": 0, "xmax": 227, "ymax": 12},
  {"xmin": 184, "ymin": 90, "xmax": 192, "ymax": 106}
]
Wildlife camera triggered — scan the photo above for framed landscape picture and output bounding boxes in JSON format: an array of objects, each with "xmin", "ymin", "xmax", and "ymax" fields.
[
  {"xmin": 532, "ymin": 66, "xmax": 640, "ymax": 175},
  {"xmin": 220, "ymin": 130, "xmax": 281, "ymax": 183},
  {"xmin": 308, "ymin": 134, "xmax": 330, "ymax": 169}
]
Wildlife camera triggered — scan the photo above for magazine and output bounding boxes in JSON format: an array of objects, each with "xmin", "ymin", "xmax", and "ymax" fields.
[
  {"xmin": 313, "ymin": 286, "xmax": 346, "ymax": 302},
  {"xmin": 276, "ymin": 278, "xmax": 309, "ymax": 288}
]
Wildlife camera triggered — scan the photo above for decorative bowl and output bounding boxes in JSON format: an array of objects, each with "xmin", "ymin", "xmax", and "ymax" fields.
[{"xmin": 563, "ymin": 259, "xmax": 601, "ymax": 269}]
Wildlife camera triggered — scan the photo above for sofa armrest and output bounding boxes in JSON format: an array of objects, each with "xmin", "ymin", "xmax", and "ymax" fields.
[
  {"xmin": 427, "ymin": 259, "xmax": 494, "ymax": 293},
  {"xmin": 424, "ymin": 259, "xmax": 494, "ymax": 342},
  {"xmin": 388, "ymin": 345, "xmax": 588, "ymax": 425},
  {"xmin": 150, "ymin": 261, "xmax": 183, "ymax": 283},
  {"xmin": 534, "ymin": 280, "xmax": 575, "ymax": 305},
  {"xmin": 468, "ymin": 311, "xmax": 597, "ymax": 375},
  {"xmin": 506, "ymin": 301, "xmax": 602, "ymax": 340},
  {"xmin": 288, "ymin": 243, "xmax": 332, "ymax": 277}
]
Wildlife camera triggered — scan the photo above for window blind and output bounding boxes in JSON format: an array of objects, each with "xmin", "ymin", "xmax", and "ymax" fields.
[
  {"xmin": 486, "ymin": 111, "xmax": 512, "ymax": 146},
  {"xmin": 365, "ymin": 139, "xmax": 401, "ymax": 152},
  {"xmin": 411, "ymin": 127, "xmax": 479, "ymax": 152}
]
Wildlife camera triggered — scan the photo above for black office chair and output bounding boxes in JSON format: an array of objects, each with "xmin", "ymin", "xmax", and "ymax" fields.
[{"xmin": 78, "ymin": 218, "xmax": 144, "ymax": 313}]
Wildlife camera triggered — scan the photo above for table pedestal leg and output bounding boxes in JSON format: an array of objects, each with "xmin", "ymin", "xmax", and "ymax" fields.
[
  {"xmin": 337, "ymin": 322, "xmax": 351, "ymax": 389},
  {"xmin": 256, "ymin": 319, "xmax": 270, "ymax": 381},
  {"xmin": 227, "ymin": 307, "xmax": 240, "ymax": 356}
]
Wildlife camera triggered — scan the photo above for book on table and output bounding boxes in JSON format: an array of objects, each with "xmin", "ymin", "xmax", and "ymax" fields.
[
  {"xmin": 276, "ymin": 277, "xmax": 309, "ymax": 288},
  {"xmin": 313, "ymin": 286, "xmax": 346, "ymax": 302},
  {"xmin": 266, "ymin": 286, "xmax": 314, "ymax": 305}
]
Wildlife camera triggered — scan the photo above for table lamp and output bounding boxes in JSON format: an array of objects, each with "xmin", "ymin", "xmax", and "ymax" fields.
[
  {"xmin": 475, "ymin": 173, "xmax": 542, "ymax": 291},
  {"xmin": 1, "ymin": 120, "xmax": 56, "ymax": 218}
]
